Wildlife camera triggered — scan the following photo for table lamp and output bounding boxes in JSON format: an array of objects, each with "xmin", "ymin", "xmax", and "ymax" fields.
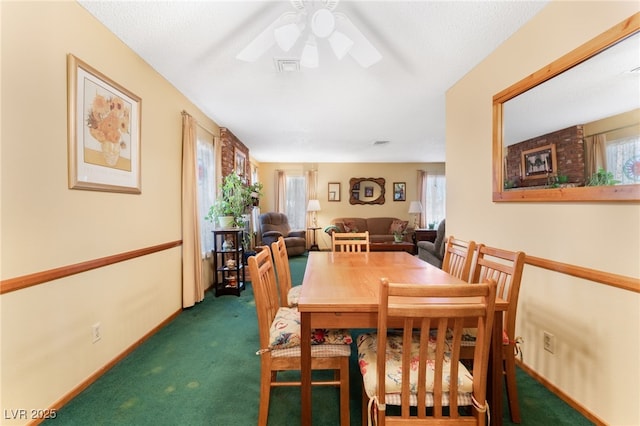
[
  {"xmin": 307, "ymin": 199, "xmax": 321, "ymax": 227},
  {"xmin": 408, "ymin": 201, "xmax": 423, "ymax": 229}
]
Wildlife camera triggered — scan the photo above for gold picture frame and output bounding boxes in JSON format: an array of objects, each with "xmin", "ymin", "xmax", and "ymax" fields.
[
  {"xmin": 67, "ymin": 54, "xmax": 142, "ymax": 193},
  {"xmin": 521, "ymin": 144, "xmax": 557, "ymax": 180}
]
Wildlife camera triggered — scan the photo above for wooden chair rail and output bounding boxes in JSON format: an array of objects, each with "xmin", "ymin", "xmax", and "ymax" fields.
[
  {"xmin": 0, "ymin": 240, "xmax": 183, "ymax": 295},
  {"xmin": 524, "ymin": 255, "xmax": 639, "ymax": 293}
]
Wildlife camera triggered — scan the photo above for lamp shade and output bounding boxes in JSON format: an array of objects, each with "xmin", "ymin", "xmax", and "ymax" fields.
[
  {"xmin": 408, "ymin": 201, "xmax": 423, "ymax": 214},
  {"xmin": 307, "ymin": 199, "xmax": 321, "ymax": 212}
]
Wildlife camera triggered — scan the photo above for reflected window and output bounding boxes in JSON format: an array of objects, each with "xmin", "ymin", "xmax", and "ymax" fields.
[{"xmin": 607, "ymin": 136, "xmax": 640, "ymax": 184}]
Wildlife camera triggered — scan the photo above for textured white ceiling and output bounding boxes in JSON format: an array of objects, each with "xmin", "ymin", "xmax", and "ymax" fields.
[{"xmin": 79, "ymin": 0, "xmax": 549, "ymax": 163}]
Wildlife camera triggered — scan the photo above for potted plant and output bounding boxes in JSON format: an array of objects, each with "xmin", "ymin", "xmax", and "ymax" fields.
[
  {"xmin": 392, "ymin": 229, "xmax": 405, "ymax": 243},
  {"xmin": 586, "ymin": 167, "xmax": 620, "ymax": 186},
  {"xmin": 206, "ymin": 172, "xmax": 263, "ymax": 229}
]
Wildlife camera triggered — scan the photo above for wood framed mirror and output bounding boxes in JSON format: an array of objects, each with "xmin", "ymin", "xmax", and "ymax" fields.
[
  {"xmin": 493, "ymin": 13, "xmax": 640, "ymax": 202},
  {"xmin": 349, "ymin": 177, "xmax": 385, "ymax": 205}
]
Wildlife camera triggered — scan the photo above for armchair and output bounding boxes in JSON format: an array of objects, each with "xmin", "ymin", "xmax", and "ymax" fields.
[
  {"xmin": 417, "ymin": 219, "xmax": 446, "ymax": 267},
  {"xmin": 258, "ymin": 212, "xmax": 306, "ymax": 256}
]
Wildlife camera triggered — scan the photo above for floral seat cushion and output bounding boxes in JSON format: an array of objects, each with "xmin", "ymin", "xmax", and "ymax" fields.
[
  {"xmin": 268, "ymin": 307, "xmax": 352, "ymax": 350},
  {"xmin": 357, "ymin": 332, "xmax": 473, "ymax": 402}
]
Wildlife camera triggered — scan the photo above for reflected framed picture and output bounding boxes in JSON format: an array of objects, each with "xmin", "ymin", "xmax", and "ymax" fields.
[
  {"xmin": 364, "ymin": 186, "xmax": 374, "ymax": 197},
  {"xmin": 235, "ymin": 148, "xmax": 247, "ymax": 176},
  {"xmin": 393, "ymin": 182, "xmax": 406, "ymax": 201},
  {"xmin": 328, "ymin": 182, "xmax": 340, "ymax": 201},
  {"xmin": 521, "ymin": 144, "xmax": 557, "ymax": 180},
  {"xmin": 67, "ymin": 54, "xmax": 141, "ymax": 193}
]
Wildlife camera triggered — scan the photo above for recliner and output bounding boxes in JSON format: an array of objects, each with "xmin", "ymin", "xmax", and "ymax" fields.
[
  {"xmin": 258, "ymin": 212, "xmax": 306, "ymax": 257},
  {"xmin": 417, "ymin": 219, "xmax": 446, "ymax": 267}
]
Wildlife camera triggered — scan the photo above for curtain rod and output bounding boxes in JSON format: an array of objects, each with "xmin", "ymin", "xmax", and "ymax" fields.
[
  {"xmin": 181, "ymin": 110, "xmax": 217, "ymax": 136},
  {"xmin": 584, "ymin": 122, "xmax": 639, "ymax": 138}
]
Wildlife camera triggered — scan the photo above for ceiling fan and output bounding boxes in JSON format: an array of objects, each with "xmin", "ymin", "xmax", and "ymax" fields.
[{"xmin": 236, "ymin": 0, "xmax": 382, "ymax": 68}]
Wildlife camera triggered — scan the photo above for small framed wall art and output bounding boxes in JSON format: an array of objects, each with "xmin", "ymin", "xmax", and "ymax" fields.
[
  {"xmin": 67, "ymin": 54, "xmax": 142, "ymax": 193},
  {"xmin": 235, "ymin": 148, "xmax": 247, "ymax": 177},
  {"xmin": 328, "ymin": 182, "xmax": 341, "ymax": 201},
  {"xmin": 393, "ymin": 182, "xmax": 406, "ymax": 201},
  {"xmin": 521, "ymin": 144, "xmax": 557, "ymax": 180}
]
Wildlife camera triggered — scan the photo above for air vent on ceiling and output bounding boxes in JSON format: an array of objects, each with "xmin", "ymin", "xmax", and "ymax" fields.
[
  {"xmin": 373, "ymin": 140, "xmax": 390, "ymax": 146},
  {"xmin": 274, "ymin": 58, "xmax": 300, "ymax": 73}
]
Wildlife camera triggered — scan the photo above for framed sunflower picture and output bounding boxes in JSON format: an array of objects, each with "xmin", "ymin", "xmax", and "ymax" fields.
[{"xmin": 67, "ymin": 54, "xmax": 142, "ymax": 193}]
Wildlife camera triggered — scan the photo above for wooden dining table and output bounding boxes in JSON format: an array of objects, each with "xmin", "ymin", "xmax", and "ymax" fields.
[{"xmin": 297, "ymin": 251, "xmax": 507, "ymax": 426}]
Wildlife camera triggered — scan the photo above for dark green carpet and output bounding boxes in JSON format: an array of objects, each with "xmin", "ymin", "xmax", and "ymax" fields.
[{"xmin": 48, "ymin": 253, "xmax": 593, "ymax": 425}]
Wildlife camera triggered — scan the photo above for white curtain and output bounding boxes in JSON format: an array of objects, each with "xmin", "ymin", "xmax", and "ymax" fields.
[
  {"xmin": 425, "ymin": 173, "xmax": 446, "ymax": 226},
  {"xmin": 306, "ymin": 169, "xmax": 318, "ymax": 246},
  {"xmin": 275, "ymin": 169, "xmax": 286, "ymax": 213},
  {"xmin": 181, "ymin": 112, "xmax": 204, "ymax": 307},
  {"xmin": 417, "ymin": 170, "xmax": 427, "ymax": 229},
  {"xmin": 197, "ymin": 135, "xmax": 215, "ymax": 254}
]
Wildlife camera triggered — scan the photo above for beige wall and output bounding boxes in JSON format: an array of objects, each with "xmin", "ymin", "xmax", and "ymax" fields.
[
  {"xmin": 258, "ymin": 162, "xmax": 444, "ymax": 250},
  {"xmin": 1, "ymin": 2, "xmax": 219, "ymax": 423},
  {"xmin": 447, "ymin": 2, "xmax": 639, "ymax": 424}
]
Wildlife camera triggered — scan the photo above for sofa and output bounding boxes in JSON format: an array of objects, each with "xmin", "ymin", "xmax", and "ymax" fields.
[
  {"xmin": 326, "ymin": 217, "xmax": 414, "ymax": 243},
  {"xmin": 258, "ymin": 212, "xmax": 306, "ymax": 256},
  {"xmin": 417, "ymin": 219, "xmax": 446, "ymax": 267}
]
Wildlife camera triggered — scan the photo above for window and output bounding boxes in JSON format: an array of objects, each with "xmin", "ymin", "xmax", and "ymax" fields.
[
  {"xmin": 197, "ymin": 132, "xmax": 216, "ymax": 255},
  {"xmin": 606, "ymin": 136, "xmax": 640, "ymax": 185},
  {"xmin": 285, "ymin": 174, "xmax": 306, "ymax": 230},
  {"xmin": 425, "ymin": 173, "xmax": 446, "ymax": 226}
]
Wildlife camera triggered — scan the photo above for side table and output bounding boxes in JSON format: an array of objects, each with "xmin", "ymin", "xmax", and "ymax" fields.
[
  {"xmin": 414, "ymin": 228, "xmax": 437, "ymax": 244},
  {"xmin": 307, "ymin": 227, "xmax": 321, "ymax": 251},
  {"xmin": 212, "ymin": 228, "xmax": 245, "ymax": 297}
]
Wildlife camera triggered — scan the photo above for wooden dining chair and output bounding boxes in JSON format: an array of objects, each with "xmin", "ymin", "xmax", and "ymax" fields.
[
  {"xmin": 331, "ymin": 231, "xmax": 370, "ymax": 252},
  {"xmin": 464, "ymin": 244, "xmax": 526, "ymax": 423},
  {"xmin": 357, "ymin": 278, "xmax": 497, "ymax": 426},
  {"xmin": 441, "ymin": 236, "xmax": 477, "ymax": 282},
  {"xmin": 247, "ymin": 246, "xmax": 352, "ymax": 426},
  {"xmin": 271, "ymin": 236, "xmax": 301, "ymax": 307}
]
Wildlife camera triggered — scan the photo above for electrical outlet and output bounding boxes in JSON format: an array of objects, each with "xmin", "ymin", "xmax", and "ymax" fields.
[
  {"xmin": 92, "ymin": 322, "xmax": 102, "ymax": 343},
  {"xmin": 543, "ymin": 331, "xmax": 554, "ymax": 353}
]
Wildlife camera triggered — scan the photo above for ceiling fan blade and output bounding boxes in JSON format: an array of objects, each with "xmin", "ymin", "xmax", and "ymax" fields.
[
  {"xmin": 323, "ymin": 0, "xmax": 340, "ymax": 12},
  {"xmin": 334, "ymin": 12, "xmax": 381, "ymax": 68},
  {"xmin": 236, "ymin": 11, "xmax": 299, "ymax": 62}
]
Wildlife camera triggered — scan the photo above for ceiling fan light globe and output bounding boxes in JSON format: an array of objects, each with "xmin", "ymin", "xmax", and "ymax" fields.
[
  {"xmin": 328, "ymin": 30, "xmax": 353, "ymax": 59},
  {"xmin": 274, "ymin": 23, "xmax": 302, "ymax": 52},
  {"xmin": 311, "ymin": 8, "xmax": 335, "ymax": 38}
]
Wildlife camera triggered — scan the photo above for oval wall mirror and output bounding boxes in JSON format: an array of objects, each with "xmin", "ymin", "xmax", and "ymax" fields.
[
  {"xmin": 493, "ymin": 13, "xmax": 640, "ymax": 202},
  {"xmin": 349, "ymin": 177, "xmax": 386, "ymax": 205}
]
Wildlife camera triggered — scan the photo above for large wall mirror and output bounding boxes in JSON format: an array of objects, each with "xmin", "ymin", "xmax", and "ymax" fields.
[
  {"xmin": 349, "ymin": 177, "xmax": 386, "ymax": 205},
  {"xmin": 493, "ymin": 13, "xmax": 640, "ymax": 202}
]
